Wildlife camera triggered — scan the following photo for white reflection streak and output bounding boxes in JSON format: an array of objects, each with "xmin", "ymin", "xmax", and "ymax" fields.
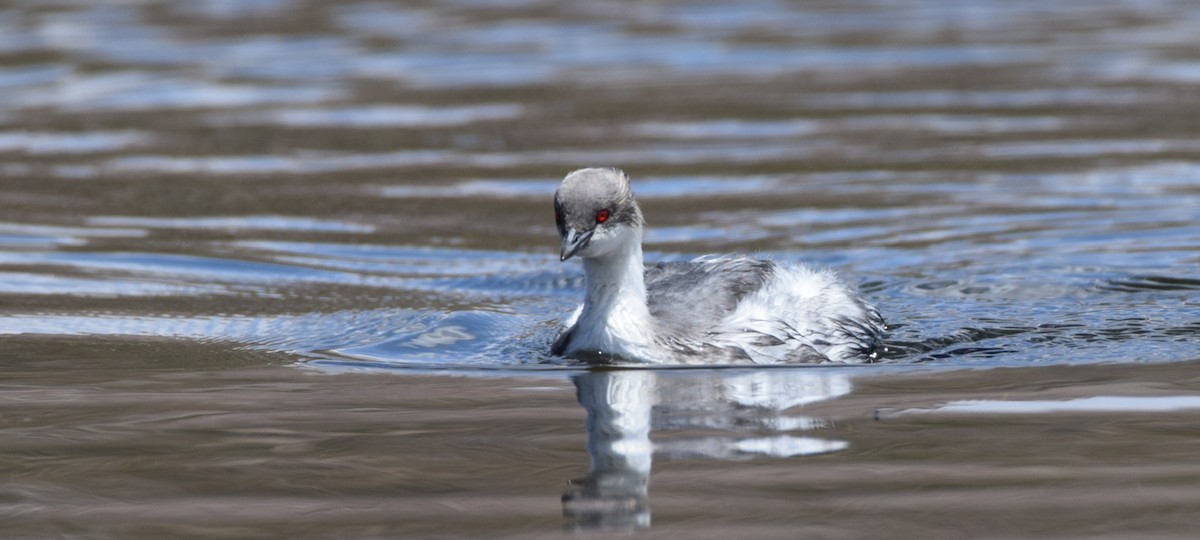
[
  {"xmin": 0, "ymin": 130, "xmax": 150, "ymax": 154},
  {"xmin": 208, "ymin": 103, "xmax": 523, "ymax": 128},
  {"xmin": 86, "ymin": 215, "xmax": 375, "ymax": 234},
  {"xmin": 915, "ymin": 396, "xmax": 1200, "ymax": 415}
]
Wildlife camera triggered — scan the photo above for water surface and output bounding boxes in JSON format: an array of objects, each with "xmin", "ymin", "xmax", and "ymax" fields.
[{"xmin": 2, "ymin": 0, "xmax": 1199, "ymax": 537}]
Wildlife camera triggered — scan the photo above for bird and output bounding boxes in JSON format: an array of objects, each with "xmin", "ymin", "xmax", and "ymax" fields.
[{"xmin": 551, "ymin": 167, "xmax": 885, "ymax": 365}]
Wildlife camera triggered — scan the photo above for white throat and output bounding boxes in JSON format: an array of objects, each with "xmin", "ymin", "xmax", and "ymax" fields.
[{"xmin": 572, "ymin": 226, "xmax": 656, "ymax": 358}]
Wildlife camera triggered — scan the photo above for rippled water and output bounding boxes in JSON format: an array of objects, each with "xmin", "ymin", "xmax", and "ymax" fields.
[{"xmin": 2, "ymin": 0, "xmax": 1200, "ymax": 537}]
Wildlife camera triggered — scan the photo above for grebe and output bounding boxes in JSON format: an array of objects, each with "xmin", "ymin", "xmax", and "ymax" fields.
[{"xmin": 551, "ymin": 167, "xmax": 884, "ymax": 365}]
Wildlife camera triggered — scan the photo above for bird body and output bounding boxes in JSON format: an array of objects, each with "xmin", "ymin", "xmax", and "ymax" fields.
[{"xmin": 552, "ymin": 168, "xmax": 884, "ymax": 365}]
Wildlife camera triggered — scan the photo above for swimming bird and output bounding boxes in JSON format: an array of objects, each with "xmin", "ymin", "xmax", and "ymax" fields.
[{"xmin": 551, "ymin": 167, "xmax": 884, "ymax": 365}]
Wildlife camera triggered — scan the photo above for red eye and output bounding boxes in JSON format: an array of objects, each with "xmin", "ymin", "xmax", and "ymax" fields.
[{"xmin": 595, "ymin": 209, "xmax": 610, "ymax": 224}]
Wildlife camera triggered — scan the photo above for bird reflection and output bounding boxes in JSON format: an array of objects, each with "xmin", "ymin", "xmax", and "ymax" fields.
[{"xmin": 562, "ymin": 368, "xmax": 852, "ymax": 532}]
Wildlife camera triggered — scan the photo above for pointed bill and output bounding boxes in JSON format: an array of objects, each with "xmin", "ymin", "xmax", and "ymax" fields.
[{"xmin": 560, "ymin": 228, "xmax": 594, "ymax": 261}]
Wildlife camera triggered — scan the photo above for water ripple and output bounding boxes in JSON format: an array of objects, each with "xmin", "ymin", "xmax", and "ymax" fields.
[
  {"xmin": 207, "ymin": 104, "xmax": 523, "ymax": 128},
  {"xmin": 88, "ymin": 216, "xmax": 375, "ymax": 234},
  {"xmin": 4, "ymin": 72, "xmax": 342, "ymax": 112},
  {"xmin": 0, "ymin": 131, "xmax": 151, "ymax": 154}
]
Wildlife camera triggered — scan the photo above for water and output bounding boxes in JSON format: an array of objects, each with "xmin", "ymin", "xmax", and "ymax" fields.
[{"xmin": 2, "ymin": 0, "xmax": 1199, "ymax": 537}]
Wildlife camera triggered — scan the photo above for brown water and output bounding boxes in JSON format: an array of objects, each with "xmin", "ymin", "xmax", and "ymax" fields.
[{"xmin": 2, "ymin": 0, "xmax": 1200, "ymax": 537}]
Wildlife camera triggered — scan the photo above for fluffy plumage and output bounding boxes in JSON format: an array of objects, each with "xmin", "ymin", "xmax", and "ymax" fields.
[{"xmin": 551, "ymin": 167, "xmax": 884, "ymax": 365}]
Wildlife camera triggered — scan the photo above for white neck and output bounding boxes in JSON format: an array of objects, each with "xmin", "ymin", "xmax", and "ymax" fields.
[{"xmin": 573, "ymin": 227, "xmax": 655, "ymax": 357}]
